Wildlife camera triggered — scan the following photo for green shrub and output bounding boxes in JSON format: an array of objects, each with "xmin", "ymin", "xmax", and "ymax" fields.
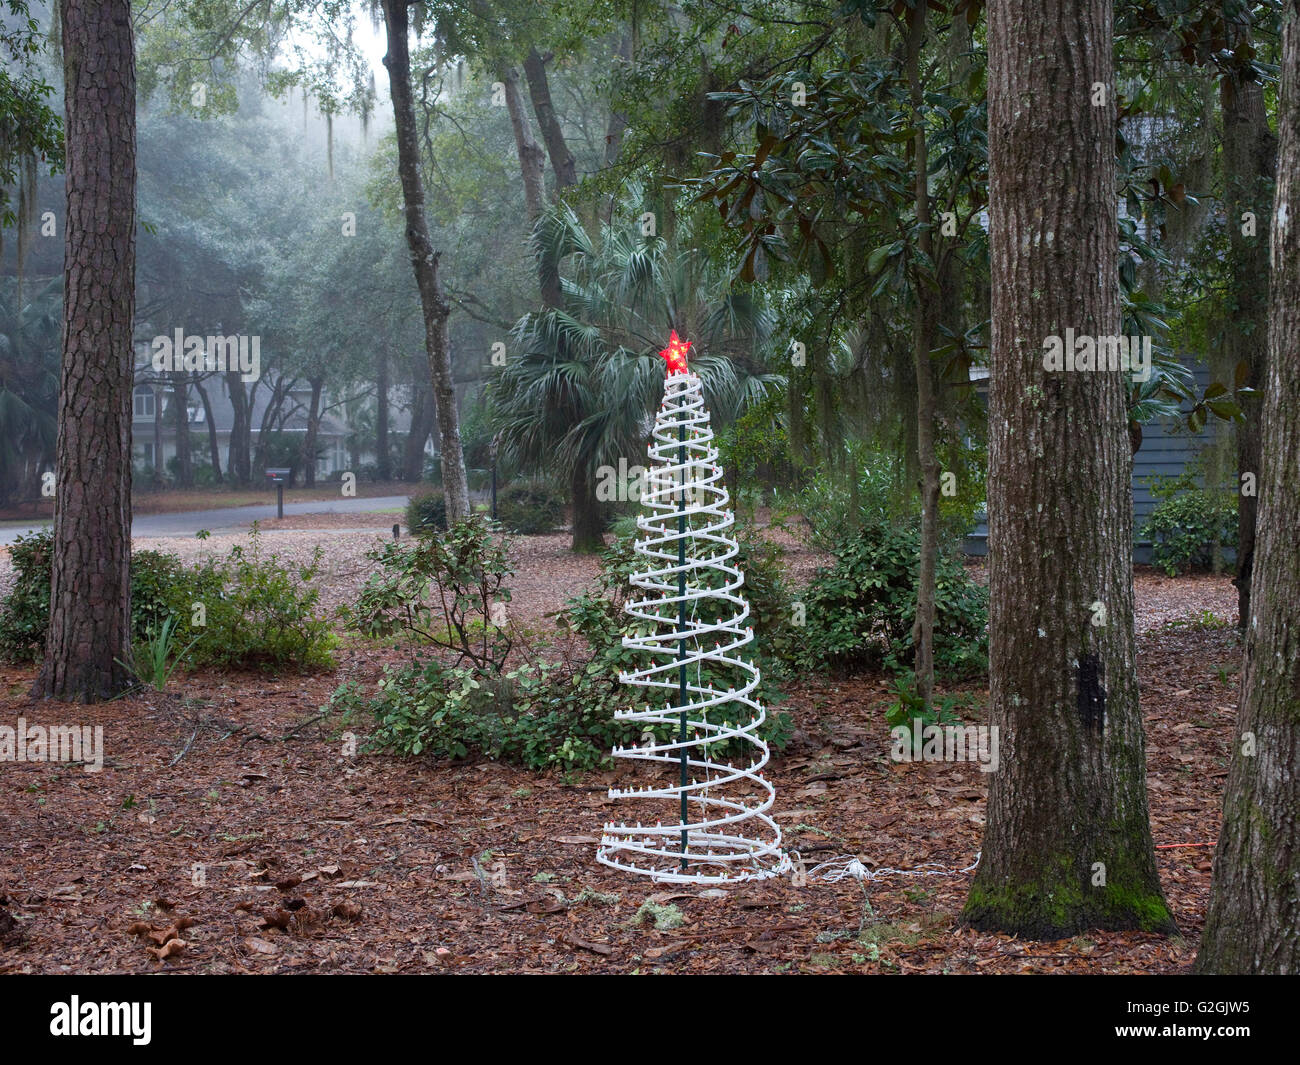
[
  {"xmin": 779, "ymin": 440, "xmax": 985, "ymax": 552},
  {"xmin": 801, "ymin": 520, "xmax": 988, "ymax": 678},
  {"xmin": 348, "ymin": 515, "xmax": 512, "ymax": 671},
  {"xmin": 0, "ymin": 533, "xmax": 217, "ymax": 663},
  {"xmin": 1141, "ymin": 488, "xmax": 1238, "ymax": 576},
  {"xmin": 496, "ymin": 481, "xmax": 565, "ymax": 534},
  {"xmin": 0, "ymin": 529, "xmax": 55, "ymax": 661},
  {"xmin": 331, "ymin": 527, "xmax": 794, "ymax": 770},
  {"xmin": 130, "ymin": 549, "xmax": 213, "ymax": 637},
  {"xmin": 0, "ymin": 528, "xmax": 334, "ymax": 672},
  {"xmin": 184, "ymin": 530, "xmax": 336, "ymax": 671},
  {"xmin": 406, "ymin": 489, "xmax": 447, "ymax": 535}
]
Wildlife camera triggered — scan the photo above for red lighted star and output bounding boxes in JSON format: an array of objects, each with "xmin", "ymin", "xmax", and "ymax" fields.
[{"xmin": 659, "ymin": 330, "xmax": 691, "ymax": 375}]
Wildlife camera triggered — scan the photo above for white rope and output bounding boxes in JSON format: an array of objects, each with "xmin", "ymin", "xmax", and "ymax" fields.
[{"xmin": 597, "ymin": 370, "xmax": 782, "ymax": 884}]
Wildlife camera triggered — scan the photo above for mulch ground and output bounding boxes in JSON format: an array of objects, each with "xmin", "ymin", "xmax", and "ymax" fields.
[{"xmin": 0, "ymin": 531, "xmax": 1243, "ymax": 974}]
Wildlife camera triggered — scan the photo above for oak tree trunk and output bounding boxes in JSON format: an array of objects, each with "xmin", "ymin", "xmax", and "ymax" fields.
[
  {"xmin": 501, "ymin": 63, "xmax": 546, "ymax": 223},
  {"xmin": 376, "ymin": 347, "xmax": 391, "ymax": 481},
  {"xmin": 37, "ymin": 0, "xmax": 136, "ymax": 702},
  {"xmin": 961, "ymin": 0, "xmax": 1174, "ymax": 936},
  {"xmin": 570, "ymin": 462, "xmax": 604, "ymax": 554},
  {"xmin": 171, "ymin": 370, "xmax": 192, "ymax": 487},
  {"xmin": 1220, "ymin": 13, "xmax": 1276, "ymax": 631},
  {"xmin": 225, "ymin": 371, "xmax": 252, "ymax": 485},
  {"xmin": 300, "ymin": 376, "xmax": 323, "ymax": 488},
  {"xmin": 381, "ymin": 0, "xmax": 470, "ymax": 523},
  {"xmin": 194, "ymin": 376, "xmax": 223, "ymax": 482},
  {"xmin": 523, "ymin": 46, "xmax": 576, "ymax": 192},
  {"xmin": 1195, "ymin": 0, "xmax": 1300, "ymax": 974},
  {"xmin": 402, "ymin": 379, "xmax": 434, "ymax": 481}
]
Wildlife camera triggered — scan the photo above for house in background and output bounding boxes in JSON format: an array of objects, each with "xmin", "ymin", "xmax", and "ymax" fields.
[
  {"xmin": 131, "ymin": 362, "xmax": 365, "ymax": 483},
  {"xmin": 962, "ymin": 362, "xmax": 1228, "ymax": 564}
]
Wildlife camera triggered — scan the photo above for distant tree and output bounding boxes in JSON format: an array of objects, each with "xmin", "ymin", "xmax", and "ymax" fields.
[
  {"xmin": 379, "ymin": 0, "xmax": 470, "ymax": 521},
  {"xmin": 0, "ymin": 276, "xmax": 59, "ymax": 505},
  {"xmin": 495, "ymin": 194, "xmax": 780, "ymax": 551},
  {"xmin": 0, "ymin": 0, "xmax": 62, "ymax": 255}
]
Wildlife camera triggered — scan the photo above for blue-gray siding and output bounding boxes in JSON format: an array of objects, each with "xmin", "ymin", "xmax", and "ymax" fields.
[{"xmin": 963, "ymin": 364, "xmax": 1227, "ymax": 563}]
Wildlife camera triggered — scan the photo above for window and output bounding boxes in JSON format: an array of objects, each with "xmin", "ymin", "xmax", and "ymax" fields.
[{"xmin": 133, "ymin": 386, "xmax": 155, "ymax": 420}]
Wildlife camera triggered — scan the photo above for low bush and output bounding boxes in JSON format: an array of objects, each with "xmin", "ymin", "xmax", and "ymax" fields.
[
  {"xmin": 0, "ymin": 529, "xmax": 55, "ymax": 661},
  {"xmin": 331, "ymin": 524, "xmax": 793, "ymax": 770},
  {"xmin": 800, "ymin": 520, "xmax": 988, "ymax": 678},
  {"xmin": 0, "ymin": 527, "xmax": 334, "ymax": 673},
  {"xmin": 348, "ymin": 516, "xmax": 512, "ymax": 671},
  {"xmin": 406, "ymin": 490, "xmax": 447, "ymax": 535},
  {"xmin": 495, "ymin": 481, "xmax": 565, "ymax": 535},
  {"xmin": 184, "ymin": 530, "xmax": 336, "ymax": 671},
  {"xmin": 1141, "ymin": 487, "xmax": 1238, "ymax": 576}
]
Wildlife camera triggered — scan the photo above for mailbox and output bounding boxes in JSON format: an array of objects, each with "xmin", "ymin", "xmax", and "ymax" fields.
[{"xmin": 265, "ymin": 467, "xmax": 291, "ymax": 519}]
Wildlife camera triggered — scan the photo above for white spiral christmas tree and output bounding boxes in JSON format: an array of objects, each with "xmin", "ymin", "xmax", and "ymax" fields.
[{"xmin": 597, "ymin": 332, "xmax": 782, "ymax": 883}]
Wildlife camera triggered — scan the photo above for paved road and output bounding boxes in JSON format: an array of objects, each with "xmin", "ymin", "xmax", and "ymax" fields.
[{"xmin": 0, "ymin": 495, "xmax": 410, "ymax": 545}]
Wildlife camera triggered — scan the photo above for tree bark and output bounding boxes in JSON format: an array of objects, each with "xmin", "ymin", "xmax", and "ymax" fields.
[
  {"xmin": 523, "ymin": 46, "xmax": 577, "ymax": 191},
  {"xmin": 381, "ymin": 0, "xmax": 470, "ymax": 523},
  {"xmin": 570, "ymin": 462, "xmax": 604, "ymax": 553},
  {"xmin": 603, "ymin": 32, "xmax": 631, "ymax": 170},
  {"xmin": 522, "ymin": 43, "xmax": 597, "ymax": 548},
  {"xmin": 904, "ymin": 2, "xmax": 939, "ymax": 710},
  {"xmin": 300, "ymin": 375, "xmax": 324, "ymax": 488},
  {"xmin": 501, "ymin": 63, "xmax": 546, "ymax": 222},
  {"xmin": 402, "ymin": 379, "xmax": 434, "ymax": 481},
  {"xmin": 225, "ymin": 372, "xmax": 252, "ymax": 485},
  {"xmin": 1195, "ymin": 0, "xmax": 1300, "ymax": 974},
  {"xmin": 376, "ymin": 347, "xmax": 391, "ymax": 481},
  {"xmin": 1221, "ymin": 11, "xmax": 1276, "ymax": 631},
  {"xmin": 37, "ymin": 0, "xmax": 135, "ymax": 702},
  {"xmin": 961, "ymin": 0, "xmax": 1174, "ymax": 936},
  {"xmin": 194, "ymin": 375, "xmax": 223, "ymax": 482},
  {"xmin": 151, "ymin": 381, "xmax": 163, "ymax": 485},
  {"xmin": 171, "ymin": 370, "xmax": 192, "ymax": 488}
]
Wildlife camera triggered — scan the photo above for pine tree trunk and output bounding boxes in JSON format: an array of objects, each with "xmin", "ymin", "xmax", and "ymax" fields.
[
  {"xmin": 36, "ymin": 0, "xmax": 135, "ymax": 703},
  {"xmin": 961, "ymin": 0, "xmax": 1174, "ymax": 936},
  {"xmin": 381, "ymin": 0, "xmax": 470, "ymax": 523},
  {"xmin": 1220, "ymin": 12, "xmax": 1276, "ymax": 631},
  {"xmin": 1195, "ymin": 0, "xmax": 1300, "ymax": 974}
]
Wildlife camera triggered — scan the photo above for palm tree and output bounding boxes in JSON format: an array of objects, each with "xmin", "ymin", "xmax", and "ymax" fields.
[
  {"xmin": 492, "ymin": 190, "xmax": 782, "ymax": 551},
  {"xmin": 0, "ymin": 276, "xmax": 59, "ymax": 507}
]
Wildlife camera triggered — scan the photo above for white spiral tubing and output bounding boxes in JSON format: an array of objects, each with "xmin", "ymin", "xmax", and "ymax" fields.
[{"xmin": 596, "ymin": 371, "xmax": 782, "ymax": 883}]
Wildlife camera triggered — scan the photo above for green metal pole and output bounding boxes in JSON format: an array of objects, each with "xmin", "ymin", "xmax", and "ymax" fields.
[{"xmin": 677, "ymin": 419, "xmax": 688, "ymax": 869}]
